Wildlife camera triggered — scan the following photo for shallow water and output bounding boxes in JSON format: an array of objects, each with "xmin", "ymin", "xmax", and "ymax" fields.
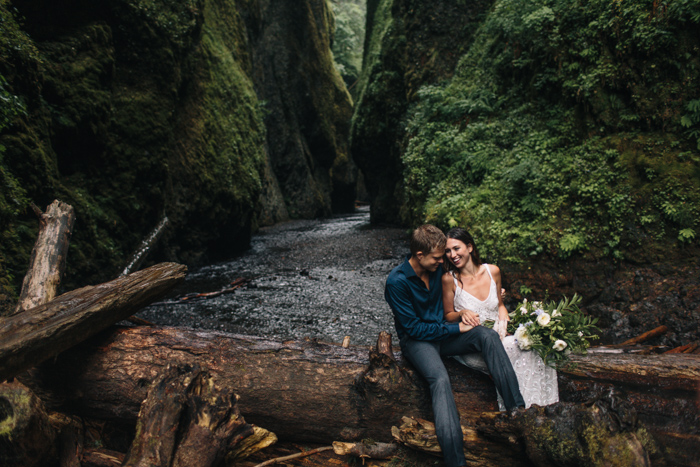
[{"xmin": 138, "ymin": 207, "xmax": 409, "ymax": 346}]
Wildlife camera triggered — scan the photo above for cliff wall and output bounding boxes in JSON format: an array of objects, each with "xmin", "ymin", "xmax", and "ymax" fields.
[
  {"xmin": 351, "ymin": 0, "xmax": 700, "ymax": 345},
  {"xmin": 0, "ymin": 0, "xmax": 354, "ymax": 305}
]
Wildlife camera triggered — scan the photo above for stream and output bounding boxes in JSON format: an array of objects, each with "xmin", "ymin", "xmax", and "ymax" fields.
[{"xmin": 138, "ymin": 207, "xmax": 409, "ymax": 346}]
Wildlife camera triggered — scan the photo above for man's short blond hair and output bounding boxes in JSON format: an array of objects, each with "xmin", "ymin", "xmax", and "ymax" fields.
[{"xmin": 410, "ymin": 224, "xmax": 446, "ymax": 256}]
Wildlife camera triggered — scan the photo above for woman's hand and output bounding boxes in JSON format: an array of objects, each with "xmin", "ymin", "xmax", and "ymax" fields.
[
  {"xmin": 495, "ymin": 308, "xmax": 509, "ymax": 340},
  {"xmin": 460, "ymin": 309, "xmax": 480, "ymax": 327}
]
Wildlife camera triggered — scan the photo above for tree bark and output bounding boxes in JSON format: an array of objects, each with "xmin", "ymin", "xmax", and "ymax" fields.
[
  {"xmin": 122, "ymin": 363, "xmax": 255, "ymax": 467},
  {"xmin": 558, "ymin": 352, "xmax": 700, "ymax": 467},
  {"xmin": 122, "ymin": 364, "xmax": 196, "ymax": 467},
  {"xmin": 11, "ymin": 200, "xmax": 75, "ymax": 316},
  {"xmin": 0, "ymin": 262, "xmax": 187, "ymax": 382},
  {"xmin": 19, "ymin": 328, "xmax": 699, "ymax": 466},
  {"xmin": 392, "ymin": 395, "xmax": 662, "ymax": 467}
]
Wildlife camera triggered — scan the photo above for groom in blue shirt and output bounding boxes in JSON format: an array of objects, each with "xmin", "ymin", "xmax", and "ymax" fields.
[{"xmin": 385, "ymin": 224, "xmax": 524, "ymax": 467}]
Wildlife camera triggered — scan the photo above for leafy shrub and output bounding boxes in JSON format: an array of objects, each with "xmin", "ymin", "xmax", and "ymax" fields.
[{"xmin": 401, "ymin": 0, "xmax": 700, "ymax": 263}]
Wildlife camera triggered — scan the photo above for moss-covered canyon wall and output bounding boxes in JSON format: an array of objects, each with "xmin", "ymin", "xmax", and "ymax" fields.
[
  {"xmin": 0, "ymin": 0, "xmax": 355, "ymax": 309},
  {"xmin": 352, "ymin": 0, "xmax": 700, "ymax": 346},
  {"xmin": 351, "ymin": 0, "xmax": 494, "ymax": 224}
]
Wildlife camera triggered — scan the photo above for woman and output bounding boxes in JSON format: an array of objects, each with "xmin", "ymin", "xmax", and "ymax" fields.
[{"xmin": 441, "ymin": 227, "xmax": 558, "ymax": 410}]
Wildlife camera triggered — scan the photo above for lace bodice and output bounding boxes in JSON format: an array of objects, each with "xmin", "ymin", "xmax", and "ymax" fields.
[{"xmin": 452, "ymin": 264, "xmax": 499, "ymax": 322}]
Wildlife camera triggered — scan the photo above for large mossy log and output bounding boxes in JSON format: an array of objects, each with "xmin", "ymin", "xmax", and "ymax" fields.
[
  {"xmin": 19, "ymin": 327, "xmax": 700, "ymax": 466},
  {"xmin": 559, "ymin": 351, "xmax": 700, "ymax": 467},
  {"xmin": 20, "ymin": 328, "xmax": 496, "ymax": 442},
  {"xmin": 0, "ymin": 262, "xmax": 187, "ymax": 382}
]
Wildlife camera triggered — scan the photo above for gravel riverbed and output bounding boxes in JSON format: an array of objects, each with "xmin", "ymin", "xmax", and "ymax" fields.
[{"xmin": 138, "ymin": 207, "xmax": 410, "ymax": 346}]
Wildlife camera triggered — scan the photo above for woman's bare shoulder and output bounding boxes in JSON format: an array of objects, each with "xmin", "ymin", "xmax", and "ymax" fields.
[
  {"xmin": 441, "ymin": 271, "xmax": 455, "ymax": 286},
  {"xmin": 487, "ymin": 263, "xmax": 501, "ymax": 277}
]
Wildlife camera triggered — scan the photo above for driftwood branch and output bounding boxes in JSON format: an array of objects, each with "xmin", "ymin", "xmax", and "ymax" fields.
[
  {"xmin": 120, "ymin": 215, "xmax": 169, "ymax": 277},
  {"xmin": 80, "ymin": 448, "xmax": 125, "ymax": 467},
  {"xmin": 252, "ymin": 446, "xmax": 333, "ymax": 467},
  {"xmin": 12, "ymin": 200, "xmax": 75, "ymax": 316},
  {"xmin": 0, "ymin": 262, "xmax": 187, "ymax": 382},
  {"xmin": 332, "ymin": 440, "xmax": 398, "ymax": 459},
  {"xmin": 617, "ymin": 325, "xmax": 669, "ymax": 346}
]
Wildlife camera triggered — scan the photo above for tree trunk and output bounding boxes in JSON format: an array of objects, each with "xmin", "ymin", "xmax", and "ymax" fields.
[
  {"xmin": 0, "ymin": 262, "xmax": 187, "ymax": 382},
  {"xmin": 19, "ymin": 328, "xmax": 699, "ymax": 466},
  {"xmin": 11, "ymin": 200, "xmax": 75, "ymax": 316}
]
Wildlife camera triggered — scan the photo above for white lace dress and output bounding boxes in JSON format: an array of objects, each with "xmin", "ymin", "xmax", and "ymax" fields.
[{"xmin": 450, "ymin": 264, "xmax": 559, "ymax": 410}]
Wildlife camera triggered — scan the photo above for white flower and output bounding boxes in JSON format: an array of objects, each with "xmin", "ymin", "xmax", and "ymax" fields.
[
  {"xmin": 520, "ymin": 306, "xmax": 528, "ymax": 315},
  {"xmin": 518, "ymin": 336, "xmax": 532, "ymax": 350},
  {"xmin": 578, "ymin": 331, "xmax": 584, "ymax": 337},
  {"xmin": 536, "ymin": 312, "xmax": 551, "ymax": 327},
  {"xmin": 553, "ymin": 340, "xmax": 568, "ymax": 351},
  {"xmin": 514, "ymin": 326, "xmax": 532, "ymax": 350},
  {"xmin": 523, "ymin": 298, "xmax": 527, "ymax": 304},
  {"xmin": 552, "ymin": 309, "xmax": 561, "ymax": 317}
]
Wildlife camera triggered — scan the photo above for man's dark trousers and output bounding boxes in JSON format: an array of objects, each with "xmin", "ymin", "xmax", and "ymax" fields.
[{"xmin": 400, "ymin": 326, "xmax": 524, "ymax": 467}]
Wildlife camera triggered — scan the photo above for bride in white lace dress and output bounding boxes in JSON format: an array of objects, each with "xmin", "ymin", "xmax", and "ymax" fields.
[{"xmin": 441, "ymin": 227, "xmax": 558, "ymax": 410}]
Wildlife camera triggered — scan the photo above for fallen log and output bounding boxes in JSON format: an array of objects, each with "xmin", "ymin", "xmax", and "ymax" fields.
[
  {"xmin": 559, "ymin": 352, "xmax": 700, "ymax": 467},
  {"xmin": 11, "ymin": 200, "xmax": 75, "ymax": 316},
  {"xmin": 18, "ymin": 328, "xmax": 700, "ymax": 466},
  {"xmin": 0, "ymin": 262, "xmax": 187, "ymax": 382},
  {"xmin": 19, "ymin": 328, "xmax": 496, "ymax": 442}
]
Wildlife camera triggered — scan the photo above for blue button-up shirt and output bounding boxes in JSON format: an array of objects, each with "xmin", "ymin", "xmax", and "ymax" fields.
[{"xmin": 385, "ymin": 254, "xmax": 460, "ymax": 341}]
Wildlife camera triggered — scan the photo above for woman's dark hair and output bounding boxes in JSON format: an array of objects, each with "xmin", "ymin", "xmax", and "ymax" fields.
[{"xmin": 444, "ymin": 227, "xmax": 482, "ymax": 274}]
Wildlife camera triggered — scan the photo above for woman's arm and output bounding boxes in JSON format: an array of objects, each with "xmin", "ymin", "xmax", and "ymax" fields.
[
  {"xmin": 490, "ymin": 264, "xmax": 509, "ymax": 320},
  {"xmin": 442, "ymin": 273, "xmax": 478, "ymax": 327},
  {"xmin": 490, "ymin": 264, "xmax": 509, "ymax": 339},
  {"xmin": 442, "ymin": 273, "xmax": 461, "ymax": 323}
]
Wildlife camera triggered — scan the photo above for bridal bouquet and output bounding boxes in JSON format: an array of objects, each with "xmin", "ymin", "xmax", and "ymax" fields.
[{"xmin": 507, "ymin": 294, "xmax": 599, "ymax": 365}]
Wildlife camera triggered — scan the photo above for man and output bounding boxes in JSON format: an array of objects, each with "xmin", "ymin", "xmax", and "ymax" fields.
[{"xmin": 385, "ymin": 224, "xmax": 524, "ymax": 467}]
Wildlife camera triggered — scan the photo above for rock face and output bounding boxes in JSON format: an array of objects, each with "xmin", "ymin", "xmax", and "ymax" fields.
[
  {"xmin": 502, "ymin": 257, "xmax": 700, "ymax": 347},
  {"xmin": 0, "ymin": 0, "xmax": 354, "ymax": 298},
  {"xmin": 351, "ymin": 0, "xmax": 494, "ymax": 224},
  {"xmin": 243, "ymin": 0, "xmax": 356, "ymax": 221}
]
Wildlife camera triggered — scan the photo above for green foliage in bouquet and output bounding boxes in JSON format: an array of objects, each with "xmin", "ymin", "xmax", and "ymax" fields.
[{"xmin": 507, "ymin": 294, "xmax": 599, "ymax": 365}]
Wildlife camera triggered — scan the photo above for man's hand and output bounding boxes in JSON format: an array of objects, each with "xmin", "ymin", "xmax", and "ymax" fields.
[
  {"xmin": 460, "ymin": 309, "xmax": 480, "ymax": 327},
  {"xmin": 459, "ymin": 322, "xmax": 474, "ymax": 333}
]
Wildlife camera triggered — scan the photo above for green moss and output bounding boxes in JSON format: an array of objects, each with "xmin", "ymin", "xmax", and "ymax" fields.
[
  {"xmin": 0, "ymin": 0, "xmax": 270, "ymax": 296},
  {"xmin": 395, "ymin": 0, "xmax": 700, "ymax": 263}
]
